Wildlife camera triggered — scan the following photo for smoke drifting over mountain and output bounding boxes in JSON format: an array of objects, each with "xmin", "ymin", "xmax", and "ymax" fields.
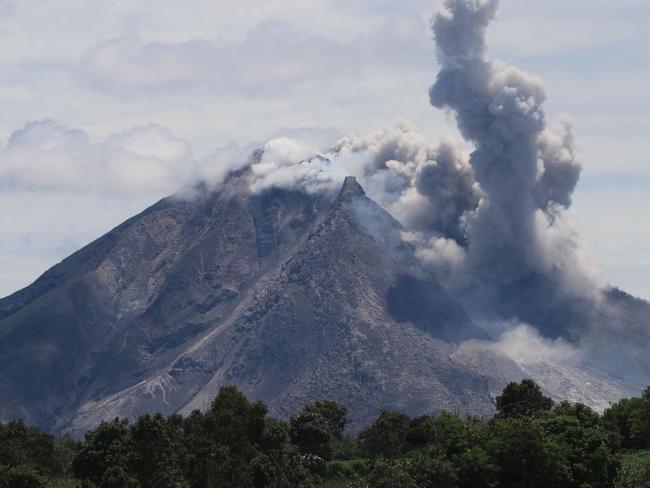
[
  {"xmin": 2, "ymin": 1, "xmax": 600, "ymax": 327},
  {"xmin": 245, "ymin": 122, "xmax": 480, "ymax": 250},
  {"xmin": 231, "ymin": 0, "xmax": 605, "ymax": 335},
  {"xmin": 429, "ymin": 0, "xmax": 601, "ymax": 309},
  {"xmin": 2, "ymin": 0, "xmax": 648, "ymax": 433}
]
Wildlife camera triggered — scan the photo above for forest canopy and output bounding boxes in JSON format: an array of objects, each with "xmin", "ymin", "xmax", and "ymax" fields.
[{"xmin": 2, "ymin": 381, "xmax": 650, "ymax": 487}]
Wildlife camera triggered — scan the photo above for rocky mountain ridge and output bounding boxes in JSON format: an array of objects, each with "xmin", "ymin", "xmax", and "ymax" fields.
[{"xmin": 0, "ymin": 175, "xmax": 647, "ymax": 434}]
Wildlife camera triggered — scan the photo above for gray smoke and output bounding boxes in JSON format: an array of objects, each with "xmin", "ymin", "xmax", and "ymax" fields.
[
  {"xmin": 429, "ymin": 0, "xmax": 601, "ymax": 321},
  {"xmin": 194, "ymin": 0, "xmax": 642, "ymax": 401},
  {"xmin": 216, "ymin": 0, "xmax": 604, "ymax": 334},
  {"xmin": 245, "ymin": 121, "xmax": 481, "ymax": 246},
  {"xmin": 414, "ymin": 140, "xmax": 481, "ymax": 245}
]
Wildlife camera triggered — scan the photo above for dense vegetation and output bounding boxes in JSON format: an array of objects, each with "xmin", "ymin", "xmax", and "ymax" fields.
[{"xmin": 2, "ymin": 380, "xmax": 650, "ymax": 487}]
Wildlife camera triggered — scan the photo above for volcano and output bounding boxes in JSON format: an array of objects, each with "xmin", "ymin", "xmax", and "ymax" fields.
[
  {"xmin": 0, "ymin": 173, "xmax": 647, "ymax": 434},
  {"xmin": 2, "ymin": 0, "xmax": 650, "ymax": 435},
  {"xmin": 0, "ymin": 175, "xmax": 491, "ymax": 433}
]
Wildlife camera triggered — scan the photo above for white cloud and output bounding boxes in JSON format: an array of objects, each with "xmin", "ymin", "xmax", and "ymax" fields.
[
  {"xmin": 80, "ymin": 16, "xmax": 432, "ymax": 97},
  {"xmin": 0, "ymin": 120, "xmax": 197, "ymax": 194},
  {"xmin": 0, "ymin": 0, "xmax": 647, "ymax": 303}
]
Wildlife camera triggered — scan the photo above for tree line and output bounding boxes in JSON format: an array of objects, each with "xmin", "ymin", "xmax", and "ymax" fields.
[{"xmin": 2, "ymin": 379, "xmax": 650, "ymax": 487}]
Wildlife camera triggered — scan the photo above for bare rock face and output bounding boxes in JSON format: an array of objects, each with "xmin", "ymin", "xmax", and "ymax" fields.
[
  {"xmin": 0, "ymin": 176, "xmax": 492, "ymax": 433},
  {"xmin": 1, "ymin": 174, "xmax": 648, "ymax": 434}
]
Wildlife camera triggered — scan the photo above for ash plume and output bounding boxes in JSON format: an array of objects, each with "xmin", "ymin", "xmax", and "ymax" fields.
[
  {"xmin": 244, "ymin": 121, "xmax": 481, "ymax": 249},
  {"xmin": 207, "ymin": 0, "xmax": 606, "ymax": 336},
  {"xmin": 429, "ymin": 0, "xmax": 603, "ymax": 326}
]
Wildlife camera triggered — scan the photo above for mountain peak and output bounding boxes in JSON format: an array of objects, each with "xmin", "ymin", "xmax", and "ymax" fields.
[
  {"xmin": 2, "ymin": 170, "xmax": 647, "ymax": 435},
  {"xmin": 338, "ymin": 176, "xmax": 365, "ymax": 202}
]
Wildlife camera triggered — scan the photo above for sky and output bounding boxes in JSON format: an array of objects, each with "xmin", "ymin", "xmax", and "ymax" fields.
[{"xmin": 0, "ymin": 0, "xmax": 648, "ymax": 300}]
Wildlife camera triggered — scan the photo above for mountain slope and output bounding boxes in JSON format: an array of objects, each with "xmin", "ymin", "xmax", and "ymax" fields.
[{"xmin": 0, "ymin": 176, "xmax": 493, "ymax": 433}]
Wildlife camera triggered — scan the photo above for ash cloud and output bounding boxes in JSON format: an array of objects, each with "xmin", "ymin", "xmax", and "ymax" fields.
[
  {"xmin": 413, "ymin": 140, "xmax": 480, "ymax": 245},
  {"xmin": 233, "ymin": 0, "xmax": 607, "ymax": 337},
  {"xmin": 491, "ymin": 322, "xmax": 580, "ymax": 366},
  {"xmin": 428, "ymin": 0, "xmax": 603, "ymax": 325},
  {"xmin": 245, "ymin": 121, "xmax": 481, "ymax": 251}
]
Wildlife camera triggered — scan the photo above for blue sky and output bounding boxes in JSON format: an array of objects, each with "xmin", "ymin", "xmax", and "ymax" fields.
[{"xmin": 0, "ymin": 0, "xmax": 648, "ymax": 300}]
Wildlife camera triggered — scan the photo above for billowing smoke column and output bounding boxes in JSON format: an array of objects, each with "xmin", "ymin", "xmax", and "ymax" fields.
[
  {"xmin": 429, "ymin": 0, "xmax": 601, "ymax": 323},
  {"xmin": 235, "ymin": 0, "xmax": 604, "ymax": 335}
]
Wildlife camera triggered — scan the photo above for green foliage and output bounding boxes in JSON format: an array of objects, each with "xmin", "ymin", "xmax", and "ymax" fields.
[
  {"xmin": 405, "ymin": 415, "xmax": 437, "ymax": 449},
  {"xmin": 289, "ymin": 411, "xmax": 334, "ymax": 460},
  {"xmin": 323, "ymin": 460, "xmax": 357, "ymax": 480},
  {"xmin": 496, "ymin": 378, "xmax": 554, "ymax": 418},
  {"xmin": 615, "ymin": 451, "xmax": 650, "ymax": 488},
  {"xmin": 185, "ymin": 386, "xmax": 270, "ymax": 488},
  {"xmin": 45, "ymin": 479, "xmax": 82, "ymax": 488},
  {"xmin": 259, "ymin": 418, "xmax": 289, "ymax": 452},
  {"xmin": 428, "ymin": 412, "xmax": 475, "ymax": 458},
  {"xmin": 358, "ymin": 411, "xmax": 410, "ymax": 459},
  {"xmin": 128, "ymin": 414, "xmax": 184, "ymax": 488},
  {"xmin": 0, "ymin": 465, "xmax": 46, "ymax": 488},
  {"xmin": 0, "ymin": 419, "xmax": 63, "ymax": 477},
  {"xmin": 487, "ymin": 416, "xmax": 569, "ymax": 488},
  {"xmin": 99, "ymin": 466, "xmax": 139, "ymax": 488},
  {"xmin": 553, "ymin": 401, "xmax": 602, "ymax": 429},
  {"xmin": 302, "ymin": 400, "xmax": 347, "ymax": 438},
  {"xmin": 537, "ymin": 406, "xmax": 619, "ymax": 486},
  {"xmin": 454, "ymin": 445, "xmax": 497, "ymax": 488},
  {"xmin": 6, "ymin": 380, "xmax": 650, "ymax": 488},
  {"xmin": 366, "ymin": 462, "xmax": 417, "ymax": 488},
  {"xmin": 604, "ymin": 389, "xmax": 650, "ymax": 450},
  {"xmin": 289, "ymin": 400, "xmax": 348, "ymax": 461},
  {"xmin": 403, "ymin": 448, "xmax": 458, "ymax": 488},
  {"xmin": 331, "ymin": 434, "xmax": 359, "ymax": 461},
  {"xmin": 72, "ymin": 418, "xmax": 131, "ymax": 485},
  {"xmin": 206, "ymin": 385, "xmax": 267, "ymax": 447},
  {"xmin": 52, "ymin": 436, "xmax": 81, "ymax": 480}
]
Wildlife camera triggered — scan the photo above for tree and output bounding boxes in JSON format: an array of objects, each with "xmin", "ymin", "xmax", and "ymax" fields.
[
  {"xmin": 429, "ymin": 412, "xmax": 474, "ymax": 458},
  {"xmin": 187, "ymin": 386, "xmax": 268, "ymax": 488},
  {"xmin": 259, "ymin": 418, "xmax": 289, "ymax": 452},
  {"xmin": 205, "ymin": 385, "xmax": 267, "ymax": 447},
  {"xmin": 604, "ymin": 396, "xmax": 646, "ymax": 449},
  {"xmin": 405, "ymin": 447, "xmax": 458, "ymax": 488},
  {"xmin": 129, "ymin": 413, "xmax": 184, "ymax": 488},
  {"xmin": 0, "ymin": 465, "xmax": 45, "ymax": 488},
  {"xmin": 496, "ymin": 379, "xmax": 553, "ymax": 418},
  {"xmin": 302, "ymin": 400, "xmax": 347, "ymax": 438},
  {"xmin": 358, "ymin": 411, "xmax": 410, "ymax": 459},
  {"xmin": 289, "ymin": 411, "xmax": 333, "ymax": 460},
  {"xmin": 289, "ymin": 400, "xmax": 347, "ymax": 461},
  {"xmin": 72, "ymin": 418, "xmax": 132, "ymax": 485},
  {"xmin": 52, "ymin": 434, "xmax": 81, "ymax": 479},
  {"xmin": 366, "ymin": 463, "xmax": 417, "ymax": 488},
  {"xmin": 406, "ymin": 415, "xmax": 436, "ymax": 449},
  {"xmin": 454, "ymin": 445, "xmax": 497, "ymax": 488},
  {"xmin": 99, "ymin": 466, "xmax": 139, "ymax": 488},
  {"xmin": 406, "ymin": 414, "xmax": 496, "ymax": 487},
  {"xmin": 0, "ymin": 420, "xmax": 61, "ymax": 477},
  {"xmin": 487, "ymin": 417, "xmax": 569, "ymax": 488},
  {"xmin": 538, "ymin": 408, "xmax": 618, "ymax": 487},
  {"xmin": 552, "ymin": 401, "xmax": 601, "ymax": 429}
]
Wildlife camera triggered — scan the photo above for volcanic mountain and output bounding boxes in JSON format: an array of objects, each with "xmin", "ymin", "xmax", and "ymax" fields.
[
  {"xmin": 3, "ymin": 0, "xmax": 650, "ymax": 435},
  {"xmin": 0, "ymin": 175, "xmax": 496, "ymax": 433},
  {"xmin": 1, "ymin": 172, "xmax": 649, "ymax": 434}
]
